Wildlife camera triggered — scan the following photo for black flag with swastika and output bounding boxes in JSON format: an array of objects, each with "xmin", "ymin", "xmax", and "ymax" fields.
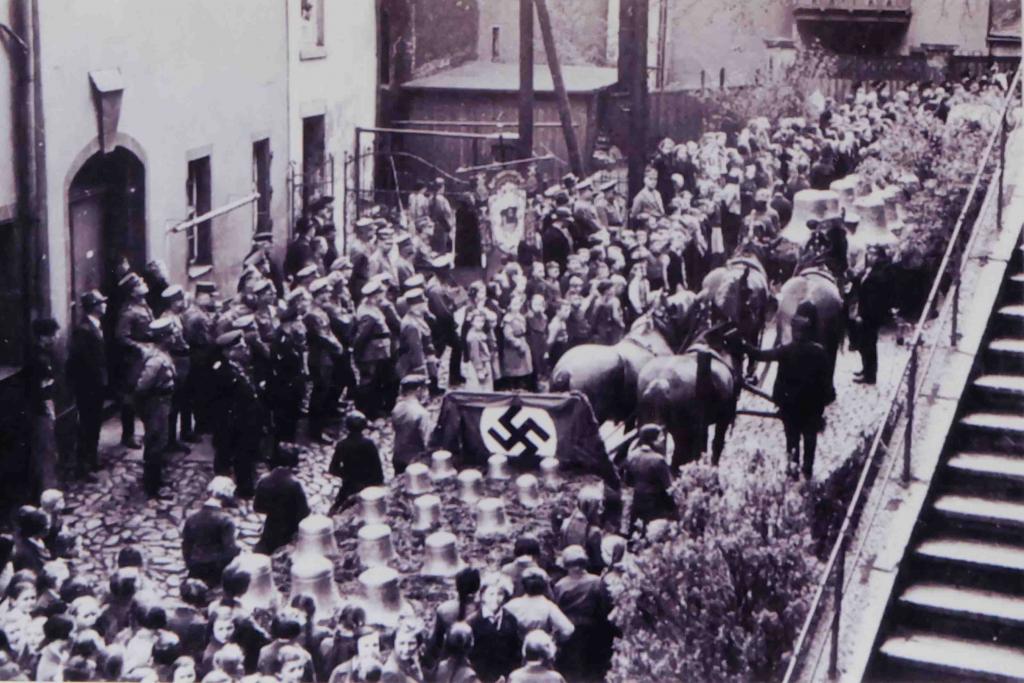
[{"xmin": 429, "ymin": 390, "xmax": 619, "ymax": 487}]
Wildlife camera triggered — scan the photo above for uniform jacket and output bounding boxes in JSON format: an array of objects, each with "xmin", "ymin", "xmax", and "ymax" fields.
[
  {"xmin": 352, "ymin": 303, "xmax": 392, "ymax": 363},
  {"xmin": 624, "ymin": 446, "xmax": 672, "ymax": 498},
  {"xmin": 135, "ymin": 345, "xmax": 176, "ymax": 402},
  {"xmin": 748, "ymin": 339, "xmax": 833, "ymax": 410},
  {"xmin": 553, "ymin": 573, "xmax": 611, "ymax": 628},
  {"xmin": 396, "ymin": 312, "xmax": 435, "ymax": 379},
  {"xmin": 541, "ymin": 224, "xmax": 572, "ymax": 271},
  {"xmin": 329, "ymin": 434, "xmax": 384, "ymax": 501},
  {"xmin": 854, "ymin": 264, "xmax": 892, "ymax": 327},
  {"xmin": 391, "ymin": 396, "xmax": 431, "ymax": 471}
]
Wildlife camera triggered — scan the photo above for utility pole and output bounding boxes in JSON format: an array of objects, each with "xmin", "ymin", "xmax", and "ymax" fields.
[
  {"xmin": 626, "ymin": 0, "xmax": 649, "ymax": 200},
  {"xmin": 518, "ymin": 0, "xmax": 534, "ymax": 160},
  {"xmin": 534, "ymin": 0, "xmax": 585, "ymax": 176}
]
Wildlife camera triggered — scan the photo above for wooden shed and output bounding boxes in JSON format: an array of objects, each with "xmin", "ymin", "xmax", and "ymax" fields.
[{"xmin": 385, "ymin": 60, "xmax": 617, "ymax": 184}]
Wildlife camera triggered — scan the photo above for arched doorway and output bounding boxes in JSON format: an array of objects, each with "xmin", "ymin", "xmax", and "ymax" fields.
[{"xmin": 68, "ymin": 146, "xmax": 146, "ymax": 306}]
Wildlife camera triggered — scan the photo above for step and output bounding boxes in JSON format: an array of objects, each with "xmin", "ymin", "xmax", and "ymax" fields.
[
  {"xmin": 977, "ymin": 375, "xmax": 1024, "ymax": 395},
  {"xmin": 917, "ymin": 535, "xmax": 1024, "ymax": 573},
  {"xmin": 990, "ymin": 338, "xmax": 1024, "ymax": 356},
  {"xmin": 879, "ymin": 632, "xmax": 1024, "ymax": 681},
  {"xmin": 960, "ymin": 413, "xmax": 1024, "ymax": 434},
  {"xmin": 900, "ymin": 582, "xmax": 1024, "ymax": 625},
  {"xmin": 948, "ymin": 452, "xmax": 1024, "ymax": 482},
  {"xmin": 933, "ymin": 494, "xmax": 1024, "ymax": 529},
  {"xmin": 999, "ymin": 305, "xmax": 1024, "ymax": 320}
]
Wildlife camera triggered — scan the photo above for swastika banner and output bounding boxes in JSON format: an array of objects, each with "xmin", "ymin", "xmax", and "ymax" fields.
[{"xmin": 429, "ymin": 390, "xmax": 618, "ymax": 486}]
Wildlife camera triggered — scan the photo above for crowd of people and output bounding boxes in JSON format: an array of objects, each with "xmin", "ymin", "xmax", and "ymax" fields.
[{"xmin": 5, "ymin": 71, "xmax": 1011, "ymax": 681}]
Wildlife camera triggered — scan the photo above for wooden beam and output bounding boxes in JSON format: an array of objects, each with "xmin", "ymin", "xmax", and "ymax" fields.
[
  {"xmin": 627, "ymin": 0, "xmax": 649, "ymax": 200},
  {"xmin": 533, "ymin": 0, "xmax": 585, "ymax": 176},
  {"xmin": 519, "ymin": 0, "xmax": 534, "ymax": 159}
]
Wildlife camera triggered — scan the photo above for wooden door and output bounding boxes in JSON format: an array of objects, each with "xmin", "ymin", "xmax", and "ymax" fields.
[{"xmin": 69, "ymin": 187, "xmax": 107, "ymax": 305}]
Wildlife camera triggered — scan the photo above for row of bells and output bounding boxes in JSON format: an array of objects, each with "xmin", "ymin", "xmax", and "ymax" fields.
[
  {"xmin": 780, "ymin": 172, "xmax": 920, "ymax": 265},
  {"xmin": 234, "ymin": 451, "xmax": 563, "ymax": 628}
]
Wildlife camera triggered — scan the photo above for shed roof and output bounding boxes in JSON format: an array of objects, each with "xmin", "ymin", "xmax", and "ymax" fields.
[{"xmin": 402, "ymin": 60, "xmax": 618, "ymax": 94}]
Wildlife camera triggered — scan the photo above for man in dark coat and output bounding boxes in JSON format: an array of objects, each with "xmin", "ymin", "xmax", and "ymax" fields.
[
  {"xmin": 182, "ymin": 476, "xmax": 240, "ymax": 586},
  {"xmin": 328, "ymin": 411, "xmax": 384, "ymax": 513},
  {"xmin": 390, "ymin": 375, "xmax": 431, "ymax": 476},
  {"xmin": 67, "ymin": 291, "xmax": 109, "ymax": 481},
  {"xmin": 623, "ymin": 424, "xmax": 675, "ymax": 529},
  {"xmin": 742, "ymin": 302, "xmax": 833, "ymax": 479},
  {"xmin": 542, "ymin": 207, "xmax": 574, "ymax": 272},
  {"xmin": 252, "ymin": 447, "xmax": 310, "ymax": 555},
  {"xmin": 852, "ymin": 244, "xmax": 893, "ymax": 385}
]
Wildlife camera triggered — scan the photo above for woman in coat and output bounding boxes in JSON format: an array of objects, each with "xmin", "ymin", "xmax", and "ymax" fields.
[{"xmin": 501, "ymin": 291, "xmax": 534, "ymax": 391}]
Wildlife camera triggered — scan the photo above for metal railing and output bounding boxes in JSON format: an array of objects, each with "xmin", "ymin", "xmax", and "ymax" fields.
[
  {"xmin": 792, "ymin": 0, "xmax": 912, "ymax": 12},
  {"xmin": 782, "ymin": 64, "xmax": 1022, "ymax": 683}
]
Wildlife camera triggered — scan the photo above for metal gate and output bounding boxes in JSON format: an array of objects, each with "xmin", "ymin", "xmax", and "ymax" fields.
[{"xmin": 286, "ymin": 154, "xmax": 334, "ymax": 234}]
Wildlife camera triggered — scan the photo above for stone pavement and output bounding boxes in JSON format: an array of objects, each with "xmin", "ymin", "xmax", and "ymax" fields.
[{"xmin": 60, "ymin": 324, "xmax": 905, "ymax": 603}]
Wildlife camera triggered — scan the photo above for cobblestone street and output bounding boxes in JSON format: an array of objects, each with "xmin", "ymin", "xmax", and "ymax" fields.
[{"xmin": 60, "ymin": 329, "xmax": 906, "ymax": 602}]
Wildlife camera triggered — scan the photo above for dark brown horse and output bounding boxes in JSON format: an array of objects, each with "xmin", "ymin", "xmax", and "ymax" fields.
[
  {"xmin": 775, "ymin": 265, "xmax": 845, "ymax": 396},
  {"xmin": 550, "ymin": 289, "xmax": 698, "ymax": 424},
  {"xmin": 636, "ymin": 312, "xmax": 741, "ymax": 469},
  {"xmin": 699, "ymin": 254, "xmax": 771, "ymax": 381}
]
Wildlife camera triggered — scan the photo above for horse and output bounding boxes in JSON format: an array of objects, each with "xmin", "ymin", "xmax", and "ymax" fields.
[
  {"xmin": 550, "ymin": 289, "xmax": 698, "ymax": 424},
  {"xmin": 775, "ymin": 265, "xmax": 846, "ymax": 398},
  {"xmin": 635, "ymin": 311, "xmax": 741, "ymax": 469},
  {"xmin": 699, "ymin": 253, "xmax": 771, "ymax": 380}
]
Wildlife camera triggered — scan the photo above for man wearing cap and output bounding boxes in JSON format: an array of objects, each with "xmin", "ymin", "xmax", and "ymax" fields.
[
  {"xmin": 572, "ymin": 182, "xmax": 604, "ymax": 246},
  {"xmin": 135, "ymin": 318, "xmax": 177, "ymax": 499},
  {"xmin": 428, "ymin": 178, "xmax": 455, "ymax": 254},
  {"xmin": 396, "ymin": 288, "xmax": 438, "ymax": 391},
  {"xmin": 594, "ymin": 179, "xmax": 624, "ymax": 229},
  {"xmin": 393, "ymin": 232, "xmax": 417, "ymax": 288},
  {"xmin": 352, "ymin": 280, "xmax": 395, "ymax": 420},
  {"xmin": 624, "ymin": 424, "xmax": 675, "ymax": 528},
  {"xmin": 306, "ymin": 278, "xmax": 347, "ymax": 443},
  {"xmin": 161, "ymin": 286, "xmax": 193, "ymax": 453},
  {"xmin": 390, "ymin": 374, "xmax": 431, "ymax": 476},
  {"xmin": 115, "ymin": 272, "xmax": 154, "ymax": 449},
  {"xmin": 249, "ymin": 231, "xmax": 285, "ymax": 298},
  {"xmin": 270, "ymin": 307, "xmax": 309, "ymax": 457},
  {"xmin": 368, "ymin": 224, "xmax": 399, "ymax": 289},
  {"xmin": 423, "ymin": 262, "xmax": 462, "ymax": 387},
  {"xmin": 740, "ymin": 301, "xmax": 833, "ymax": 479},
  {"xmin": 542, "ymin": 207, "xmax": 574, "ymax": 272},
  {"xmin": 554, "ymin": 545, "xmax": 614, "ymax": 681},
  {"xmin": 182, "ymin": 282, "xmax": 219, "ymax": 435},
  {"xmin": 67, "ymin": 291, "xmax": 108, "ymax": 480},
  {"xmin": 328, "ymin": 411, "xmax": 383, "ymax": 513},
  {"xmin": 348, "ymin": 217, "xmax": 376, "ymax": 304},
  {"xmin": 182, "ymin": 477, "xmax": 240, "ymax": 586}
]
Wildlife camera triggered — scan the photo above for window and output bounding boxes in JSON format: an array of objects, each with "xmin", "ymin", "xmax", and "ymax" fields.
[
  {"xmin": 491, "ymin": 26, "xmax": 500, "ymax": 62},
  {"xmin": 186, "ymin": 156, "xmax": 212, "ymax": 265},
  {"xmin": 253, "ymin": 139, "xmax": 272, "ymax": 233},
  {"xmin": 300, "ymin": 0, "xmax": 326, "ymax": 58},
  {"xmin": 302, "ymin": 115, "xmax": 326, "ymax": 211}
]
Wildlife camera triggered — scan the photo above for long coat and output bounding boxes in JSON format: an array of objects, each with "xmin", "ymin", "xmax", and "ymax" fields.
[
  {"xmin": 329, "ymin": 434, "xmax": 384, "ymax": 505},
  {"xmin": 67, "ymin": 318, "xmax": 108, "ymax": 400},
  {"xmin": 253, "ymin": 467, "xmax": 310, "ymax": 554}
]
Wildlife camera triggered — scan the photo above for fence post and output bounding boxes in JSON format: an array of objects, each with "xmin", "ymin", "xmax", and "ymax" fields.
[
  {"xmin": 903, "ymin": 340, "xmax": 918, "ymax": 486},
  {"xmin": 999, "ymin": 109, "xmax": 1007, "ymax": 232},
  {"xmin": 950, "ymin": 274, "xmax": 960, "ymax": 346},
  {"xmin": 829, "ymin": 531, "xmax": 847, "ymax": 679}
]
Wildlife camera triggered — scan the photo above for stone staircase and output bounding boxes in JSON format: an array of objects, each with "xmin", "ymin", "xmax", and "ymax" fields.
[{"xmin": 868, "ymin": 251, "xmax": 1024, "ymax": 682}]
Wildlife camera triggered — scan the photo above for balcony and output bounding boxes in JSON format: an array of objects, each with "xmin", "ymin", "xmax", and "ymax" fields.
[{"xmin": 793, "ymin": 0, "xmax": 912, "ymax": 23}]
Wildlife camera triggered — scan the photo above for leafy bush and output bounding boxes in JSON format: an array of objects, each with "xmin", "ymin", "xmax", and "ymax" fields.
[{"xmin": 609, "ymin": 451, "xmax": 820, "ymax": 682}]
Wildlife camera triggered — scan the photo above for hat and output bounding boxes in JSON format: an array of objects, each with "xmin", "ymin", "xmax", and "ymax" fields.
[
  {"xmin": 119, "ymin": 272, "xmax": 142, "ymax": 292},
  {"xmin": 553, "ymin": 206, "xmax": 573, "ymax": 221},
  {"xmin": 252, "ymin": 279, "xmax": 272, "ymax": 294},
  {"xmin": 404, "ymin": 288, "xmax": 426, "ymax": 306},
  {"xmin": 543, "ymin": 184, "xmax": 562, "ymax": 199},
  {"xmin": 285, "ymin": 287, "xmax": 309, "ymax": 303},
  {"xmin": 253, "ymin": 231, "xmax": 273, "ymax": 244},
  {"xmin": 215, "ymin": 330, "xmax": 244, "ymax": 348},
  {"xmin": 376, "ymin": 224, "xmax": 394, "ymax": 238},
  {"xmin": 361, "ymin": 280, "xmax": 383, "ymax": 297},
  {"xmin": 562, "ymin": 173, "xmax": 579, "ymax": 188},
  {"xmin": 355, "ymin": 217, "xmax": 376, "ymax": 232},
  {"xmin": 308, "ymin": 196, "xmax": 334, "ymax": 213},
  {"xmin": 232, "ymin": 314, "xmax": 255, "ymax": 330},
  {"xmin": 161, "ymin": 285, "xmax": 184, "ymax": 301},
  {"xmin": 428, "ymin": 254, "xmax": 453, "ymax": 270},
  {"xmin": 309, "ymin": 278, "xmax": 330, "ymax": 295},
  {"xmin": 195, "ymin": 281, "xmax": 218, "ymax": 295},
  {"xmin": 345, "ymin": 410, "xmax": 368, "ymax": 431},
  {"xmin": 330, "ymin": 257, "xmax": 353, "ymax": 272},
  {"xmin": 80, "ymin": 290, "xmax": 108, "ymax": 309},
  {"xmin": 576, "ymin": 177, "xmax": 593, "ymax": 191},
  {"xmin": 403, "ymin": 274, "xmax": 426, "ymax": 291},
  {"xmin": 296, "ymin": 265, "xmax": 318, "ymax": 280},
  {"xmin": 843, "ymin": 212, "xmax": 861, "ymax": 225},
  {"xmin": 400, "ymin": 374, "xmax": 428, "ymax": 389},
  {"xmin": 599, "ymin": 178, "xmax": 617, "ymax": 192},
  {"xmin": 149, "ymin": 318, "xmax": 174, "ymax": 336}
]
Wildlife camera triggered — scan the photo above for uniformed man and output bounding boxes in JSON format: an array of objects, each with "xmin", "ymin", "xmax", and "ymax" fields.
[
  {"xmin": 741, "ymin": 302, "xmax": 833, "ymax": 479},
  {"xmin": 67, "ymin": 290, "xmax": 109, "ymax": 481},
  {"xmin": 428, "ymin": 177, "xmax": 455, "ymax": 254},
  {"xmin": 136, "ymin": 318, "xmax": 177, "ymax": 499},
  {"xmin": 623, "ymin": 424, "xmax": 675, "ymax": 529},
  {"xmin": 270, "ymin": 309, "xmax": 309, "ymax": 457},
  {"xmin": 115, "ymin": 272, "xmax": 154, "ymax": 449},
  {"xmin": 352, "ymin": 280, "xmax": 393, "ymax": 420},
  {"xmin": 390, "ymin": 374, "xmax": 431, "ymax": 476},
  {"xmin": 348, "ymin": 217, "xmax": 377, "ymax": 304},
  {"xmin": 396, "ymin": 288, "xmax": 437, "ymax": 388},
  {"xmin": 393, "ymin": 233, "xmax": 417, "ymax": 288},
  {"xmin": 182, "ymin": 282, "xmax": 219, "ymax": 435},
  {"xmin": 250, "ymin": 231, "xmax": 285, "ymax": 298},
  {"xmin": 542, "ymin": 207, "xmax": 574, "ymax": 272},
  {"xmin": 293, "ymin": 264, "xmax": 319, "ymax": 293},
  {"xmin": 161, "ymin": 285, "xmax": 193, "ymax": 453},
  {"xmin": 368, "ymin": 224, "xmax": 399, "ymax": 286},
  {"xmin": 306, "ymin": 278, "xmax": 347, "ymax": 443},
  {"xmin": 182, "ymin": 476, "xmax": 240, "ymax": 587}
]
